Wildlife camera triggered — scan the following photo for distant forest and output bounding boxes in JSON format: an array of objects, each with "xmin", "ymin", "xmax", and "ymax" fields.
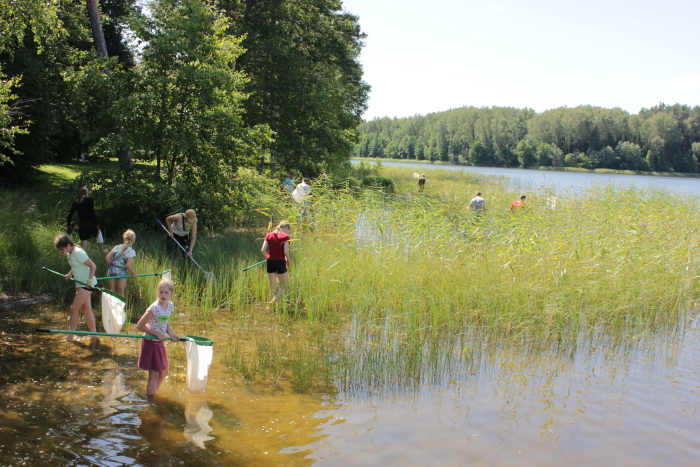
[{"xmin": 352, "ymin": 104, "xmax": 700, "ymax": 173}]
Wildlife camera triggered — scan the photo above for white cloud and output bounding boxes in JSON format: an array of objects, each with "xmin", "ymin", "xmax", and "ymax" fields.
[
  {"xmin": 663, "ymin": 73, "xmax": 700, "ymax": 91},
  {"xmin": 489, "ymin": 6, "xmax": 504, "ymax": 10},
  {"xmin": 617, "ymin": 71, "xmax": 636, "ymax": 78}
]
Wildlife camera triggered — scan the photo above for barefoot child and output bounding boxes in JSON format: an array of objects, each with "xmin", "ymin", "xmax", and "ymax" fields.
[
  {"xmin": 261, "ymin": 221, "xmax": 291, "ymax": 306},
  {"xmin": 105, "ymin": 229, "xmax": 137, "ymax": 297},
  {"xmin": 136, "ymin": 279, "xmax": 180, "ymax": 396},
  {"xmin": 53, "ymin": 234, "xmax": 97, "ymax": 341}
]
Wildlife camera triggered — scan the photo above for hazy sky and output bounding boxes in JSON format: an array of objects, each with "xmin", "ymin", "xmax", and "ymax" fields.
[{"xmin": 341, "ymin": 0, "xmax": 700, "ymax": 120}]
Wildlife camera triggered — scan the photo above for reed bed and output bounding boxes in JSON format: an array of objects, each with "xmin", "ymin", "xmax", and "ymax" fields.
[{"xmin": 3, "ymin": 166, "xmax": 700, "ymax": 394}]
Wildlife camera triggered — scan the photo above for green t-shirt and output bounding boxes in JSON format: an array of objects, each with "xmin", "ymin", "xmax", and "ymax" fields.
[{"xmin": 67, "ymin": 246, "xmax": 97, "ymax": 286}]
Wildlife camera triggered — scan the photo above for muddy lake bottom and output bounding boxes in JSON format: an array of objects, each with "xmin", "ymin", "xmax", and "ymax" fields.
[{"xmin": 1, "ymin": 303, "xmax": 700, "ymax": 466}]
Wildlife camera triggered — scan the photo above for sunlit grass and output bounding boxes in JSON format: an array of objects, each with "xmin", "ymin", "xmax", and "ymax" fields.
[{"xmin": 4, "ymin": 165, "xmax": 700, "ymax": 394}]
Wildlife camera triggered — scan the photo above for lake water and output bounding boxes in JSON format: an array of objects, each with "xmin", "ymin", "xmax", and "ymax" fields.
[
  {"xmin": 2, "ymin": 302, "xmax": 700, "ymax": 466},
  {"xmin": 355, "ymin": 160, "xmax": 700, "ymax": 197}
]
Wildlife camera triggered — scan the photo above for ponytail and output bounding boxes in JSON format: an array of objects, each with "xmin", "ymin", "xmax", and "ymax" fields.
[
  {"xmin": 122, "ymin": 229, "xmax": 135, "ymax": 250},
  {"xmin": 273, "ymin": 220, "xmax": 290, "ymax": 234}
]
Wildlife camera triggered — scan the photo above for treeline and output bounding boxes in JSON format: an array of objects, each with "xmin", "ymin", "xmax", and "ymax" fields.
[
  {"xmin": 0, "ymin": 0, "xmax": 368, "ymax": 186},
  {"xmin": 353, "ymin": 104, "xmax": 700, "ymax": 173}
]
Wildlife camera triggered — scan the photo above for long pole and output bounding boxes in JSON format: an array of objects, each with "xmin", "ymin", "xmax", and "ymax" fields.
[
  {"xmin": 42, "ymin": 267, "xmax": 124, "ymax": 299},
  {"xmin": 242, "ymin": 260, "xmax": 266, "ymax": 271},
  {"xmin": 95, "ymin": 270, "xmax": 171, "ymax": 281},
  {"xmin": 156, "ymin": 219, "xmax": 213, "ymax": 280}
]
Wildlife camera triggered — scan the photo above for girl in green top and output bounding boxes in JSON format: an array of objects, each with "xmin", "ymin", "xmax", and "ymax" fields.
[{"xmin": 54, "ymin": 234, "xmax": 97, "ymax": 341}]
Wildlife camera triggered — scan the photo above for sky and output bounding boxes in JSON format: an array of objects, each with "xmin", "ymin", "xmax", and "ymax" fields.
[{"xmin": 340, "ymin": 0, "xmax": 700, "ymax": 120}]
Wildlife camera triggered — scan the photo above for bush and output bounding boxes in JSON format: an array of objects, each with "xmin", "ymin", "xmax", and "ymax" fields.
[{"xmin": 73, "ymin": 167, "xmax": 279, "ymax": 234}]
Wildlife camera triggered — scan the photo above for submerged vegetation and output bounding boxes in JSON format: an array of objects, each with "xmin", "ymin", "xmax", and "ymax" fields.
[{"xmin": 2, "ymin": 165, "xmax": 700, "ymax": 395}]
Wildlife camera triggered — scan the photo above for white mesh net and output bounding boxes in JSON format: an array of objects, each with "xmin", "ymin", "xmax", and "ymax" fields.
[
  {"xmin": 101, "ymin": 292, "xmax": 126, "ymax": 334},
  {"xmin": 186, "ymin": 339, "xmax": 213, "ymax": 394}
]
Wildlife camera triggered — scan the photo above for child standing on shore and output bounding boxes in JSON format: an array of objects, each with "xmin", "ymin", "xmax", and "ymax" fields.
[
  {"xmin": 137, "ymin": 279, "xmax": 180, "ymax": 396},
  {"xmin": 53, "ymin": 234, "xmax": 98, "ymax": 341},
  {"xmin": 105, "ymin": 229, "xmax": 137, "ymax": 297}
]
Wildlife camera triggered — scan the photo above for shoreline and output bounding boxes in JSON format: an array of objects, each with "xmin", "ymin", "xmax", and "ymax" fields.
[{"xmin": 351, "ymin": 157, "xmax": 700, "ymax": 179}]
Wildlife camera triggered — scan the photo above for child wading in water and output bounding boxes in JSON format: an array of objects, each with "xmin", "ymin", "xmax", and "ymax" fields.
[
  {"xmin": 261, "ymin": 221, "xmax": 291, "ymax": 307},
  {"xmin": 54, "ymin": 234, "xmax": 98, "ymax": 341},
  {"xmin": 137, "ymin": 279, "xmax": 180, "ymax": 396},
  {"xmin": 105, "ymin": 229, "xmax": 137, "ymax": 297}
]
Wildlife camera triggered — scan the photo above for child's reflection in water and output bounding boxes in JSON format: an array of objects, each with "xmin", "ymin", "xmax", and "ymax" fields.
[{"xmin": 137, "ymin": 395, "xmax": 171, "ymax": 460}]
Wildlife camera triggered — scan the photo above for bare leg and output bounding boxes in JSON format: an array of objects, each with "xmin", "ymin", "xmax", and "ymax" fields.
[
  {"xmin": 147, "ymin": 369, "xmax": 169, "ymax": 395},
  {"xmin": 116, "ymin": 278, "xmax": 126, "ymax": 297},
  {"xmin": 275, "ymin": 272, "xmax": 289, "ymax": 300},
  {"xmin": 107, "ymin": 278, "xmax": 116, "ymax": 293},
  {"xmin": 98, "ymin": 242, "xmax": 105, "ymax": 255},
  {"xmin": 68, "ymin": 288, "xmax": 93, "ymax": 340},
  {"xmin": 82, "ymin": 291, "xmax": 96, "ymax": 332},
  {"xmin": 80, "ymin": 239, "xmax": 89, "ymax": 251},
  {"xmin": 267, "ymin": 273, "xmax": 278, "ymax": 303}
]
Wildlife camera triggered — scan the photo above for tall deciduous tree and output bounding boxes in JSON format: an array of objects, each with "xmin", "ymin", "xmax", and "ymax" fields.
[
  {"xmin": 90, "ymin": 0, "xmax": 271, "ymax": 189},
  {"xmin": 220, "ymin": 0, "xmax": 369, "ymax": 176}
]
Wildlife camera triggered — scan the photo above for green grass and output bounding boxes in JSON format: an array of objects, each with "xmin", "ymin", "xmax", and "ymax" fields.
[
  {"xmin": 36, "ymin": 158, "xmax": 123, "ymax": 187},
  {"xmin": 4, "ymin": 164, "xmax": 700, "ymax": 394}
]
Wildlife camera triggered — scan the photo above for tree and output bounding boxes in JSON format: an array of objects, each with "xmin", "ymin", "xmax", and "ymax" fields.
[
  {"xmin": 0, "ymin": 74, "xmax": 27, "ymax": 167},
  {"xmin": 468, "ymin": 138, "xmax": 493, "ymax": 166},
  {"xmin": 0, "ymin": 0, "xmax": 87, "ymax": 183},
  {"xmin": 535, "ymin": 142, "xmax": 560, "ymax": 167},
  {"xmin": 221, "ymin": 0, "xmax": 369, "ymax": 176},
  {"xmin": 0, "ymin": 0, "xmax": 136, "ymax": 183},
  {"xmin": 86, "ymin": 0, "xmax": 109, "ymax": 58},
  {"xmin": 84, "ymin": 0, "xmax": 271, "ymax": 189},
  {"xmin": 615, "ymin": 141, "xmax": 647, "ymax": 171},
  {"xmin": 514, "ymin": 138, "xmax": 537, "ymax": 168},
  {"xmin": 588, "ymin": 146, "xmax": 617, "ymax": 169}
]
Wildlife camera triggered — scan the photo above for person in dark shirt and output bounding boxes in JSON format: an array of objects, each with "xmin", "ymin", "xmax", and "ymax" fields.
[{"xmin": 67, "ymin": 186, "xmax": 104, "ymax": 254}]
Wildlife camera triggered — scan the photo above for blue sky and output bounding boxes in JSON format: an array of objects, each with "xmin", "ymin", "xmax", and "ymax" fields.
[{"xmin": 341, "ymin": 0, "xmax": 700, "ymax": 120}]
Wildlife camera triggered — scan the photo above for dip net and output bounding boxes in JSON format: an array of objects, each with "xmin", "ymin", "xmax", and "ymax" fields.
[
  {"xmin": 185, "ymin": 335, "xmax": 214, "ymax": 394},
  {"xmin": 101, "ymin": 291, "xmax": 126, "ymax": 334}
]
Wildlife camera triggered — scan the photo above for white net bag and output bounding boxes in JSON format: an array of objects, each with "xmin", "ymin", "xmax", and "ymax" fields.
[
  {"xmin": 101, "ymin": 291, "xmax": 126, "ymax": 334},
  {"xmin": 185, "ymin": 335, "xmax": 214, "ymax": 394}
]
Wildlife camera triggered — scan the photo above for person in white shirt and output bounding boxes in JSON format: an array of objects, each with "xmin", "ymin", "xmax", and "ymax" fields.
[{"xmin": 469, "ymin": 191, "xmax": 486, "ymax": 213}]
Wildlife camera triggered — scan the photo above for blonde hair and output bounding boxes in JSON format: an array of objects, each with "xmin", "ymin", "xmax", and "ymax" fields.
[
  {"xmin": 184, "ymin": 209, "xmax": 197, "ymax": 224},
  {"xmin": 122, "ymin": 229, "xmax": 135, "ymax": 249},
  {"xmin": 273, "ymin": 220, "xmax": 291, "ymax": 234},
  {"xmin": 157, "ymin": 278, "xmax": 174, "ymax": 295}
]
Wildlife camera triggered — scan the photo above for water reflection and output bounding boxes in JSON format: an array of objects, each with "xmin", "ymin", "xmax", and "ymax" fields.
[
  {"xmin": 183, "ymin": 396, "xmax": 214, "ymax": 449},
  {"xmin": 136, "ymin": 395, "xmax": 171, "ymax": 461},
  {"xmin": 6, "ymin": 302, "xmax": 700, "ymax": 465}
]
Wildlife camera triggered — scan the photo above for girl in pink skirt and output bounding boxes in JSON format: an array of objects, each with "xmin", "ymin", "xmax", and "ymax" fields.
[{"xmin": 137, "ymin": 278, "xmax": 180, "ymax": 395}]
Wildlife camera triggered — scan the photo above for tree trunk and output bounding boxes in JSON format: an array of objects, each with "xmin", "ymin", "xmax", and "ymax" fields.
[
  {"xmin": 85, "ymin": 0, "xmax": 133, "ymax": 171},
  {"xmin": 86, "ymin": 0, "xmax": 108, "ymax": 58}
]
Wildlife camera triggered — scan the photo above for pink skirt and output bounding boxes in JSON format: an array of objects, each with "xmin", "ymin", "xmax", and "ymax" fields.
[{"xmin": 138, "ymin": 339, "xmax": 168, "ymax": 371}]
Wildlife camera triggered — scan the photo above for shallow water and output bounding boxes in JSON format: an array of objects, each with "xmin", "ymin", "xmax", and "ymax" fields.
[{"xmin": 2, "ymin": 304, "xmax": 700, "ymax": 466}]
